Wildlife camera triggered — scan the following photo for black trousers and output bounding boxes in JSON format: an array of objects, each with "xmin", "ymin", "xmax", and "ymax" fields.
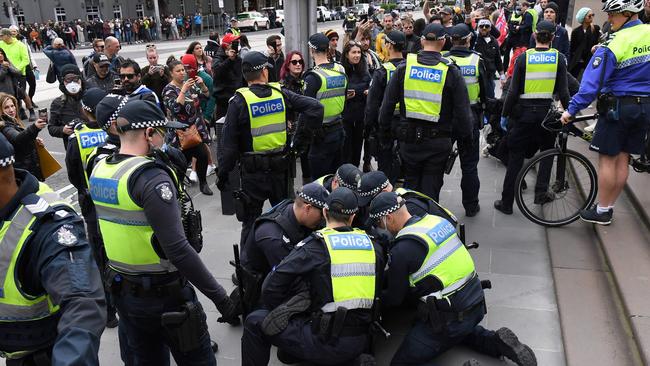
[
  {"xmin": 239, "ymin": 170, "xmax": 289, "ymax": 246},
  {"xmin": 342, "ymin": 117, "xmax": 365, "ymax": 168},
  {"xmin": 309, "ymin": 127, "xmax": 345, "ymax": 181},
  {"xmin": 454, "ymin": 110, "xmax": 481, "ymax": 211},
  {"xmin": 399, "ymin": 137, "xmax": 453, "ymax": 202}
]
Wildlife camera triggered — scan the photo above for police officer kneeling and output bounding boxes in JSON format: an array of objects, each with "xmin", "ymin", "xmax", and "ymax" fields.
[
  {"xmin": 0, "ymin": 134, "xmax": 106, "ymax": 365},
  {"xmin": 89, "ymin": 100, "xmax": 238, "ymax": 365},
  {"xmin": 369, "ymin": 192, "xmax": 536, "ymax": 366},
  {"xmin": 242, "ymin": 187, "xmax": 384, "ymax": 366}
]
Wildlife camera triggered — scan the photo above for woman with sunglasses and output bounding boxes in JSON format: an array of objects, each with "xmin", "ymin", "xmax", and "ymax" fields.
[
  {"xmin": 280, "ymin": 51, "xmax": 311, "ymax": 183},
  {"xmin": 568, "ymin": 8, "xmax": 600, "ymax": 79},
  {"xmin": 342, "ymin": 41, "xmax": 371, "ymax": 170},
  {"xmin": 163, "ymin": 59, "xmax": 213, "ymax": 195}
]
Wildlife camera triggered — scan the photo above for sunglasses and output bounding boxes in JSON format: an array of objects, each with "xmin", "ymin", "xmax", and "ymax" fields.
[
  {"xmin": 348, "ymin": 40, "xmax": 362, "ymax": 46},
  {"xmin": 97, "ymin": 45, "xmax": 105, "ymax": 49},
  {"xmin": 119, "ymin": 73, "xmax": 136, "ymax": 80},
  {"xmin": 479, "ymin": 24, "xmax": 491, "ymax": 28},
  {"xmin": 290, "ymin": 59, "xmax": 304, "ymax": 65},
  {"xmin": 64, "ymin": 76, "xmax": 80, "ymax": 83},
  {"xmin": 146, "ymin": 43, "xmax": 156, "ymax": 48},
  {"xmin": 403, "ymin": 25, "xmax": 414, "ymax": 29}
]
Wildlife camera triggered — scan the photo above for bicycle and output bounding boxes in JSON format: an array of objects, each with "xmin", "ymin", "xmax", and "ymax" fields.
[{"xmin": 514, "ymin": 107, "xmax": 599, "ymax": 227}]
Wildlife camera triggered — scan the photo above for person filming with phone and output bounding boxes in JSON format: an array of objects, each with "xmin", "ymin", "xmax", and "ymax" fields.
[{"xmin": 212, "ymin": 33, "xmax": 244, "ymax": 121}]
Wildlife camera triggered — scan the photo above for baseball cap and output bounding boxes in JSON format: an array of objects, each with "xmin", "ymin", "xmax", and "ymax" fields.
[
  {"xmin": 0, "ymin": 133, "xmax": 15, "ymax": 168},
  {"xmin": 422, "ymin": 23, "xmax": 447, "ymax": 41},
  {"xmin": 297, "ymin": 182, "xmax": 329, "ymax": 209},
  {"xmin": 242, "ymin": 51, "xmax": 273, "ymax": 73},
  {"xmin": 325, "ymin": 187, "xmax": 359, "ymax": 215},
  {"xmin": 368, "ymin": 191, "xmax": 406, "ymax": 220},
  {"xmin": 92, "ymin": 53, "xmax": 111, "ymax": 65},
  {"xmin": 308, "ymin": 32, "xmax": 330, "ymax": 52},
  {"xmin": 115, "ymin": 100, "xmax": 186, "ymax": 131}
]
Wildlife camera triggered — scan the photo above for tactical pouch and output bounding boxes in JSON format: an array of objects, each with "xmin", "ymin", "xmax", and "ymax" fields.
[
  {"xmin": 161, "ymin": 301, "xmax": 207, "ymax": 353},
  {"xmin": 445, "ymin": 148, "xmax": 459, "ymax": 175},
  {"xmin": 184, "ymin": 209, "xmax": 204, "ymax": 253},
  {"xmin": 597, "ymin": 94, "xmax": 617, "ymax": 115},
  {"xmin": 426, "ymin": 297, "xmax": 446, "ymax": 334},
  {"xmin": 233, "ymin": 190, "xmax": 251, "ymax": 222}
]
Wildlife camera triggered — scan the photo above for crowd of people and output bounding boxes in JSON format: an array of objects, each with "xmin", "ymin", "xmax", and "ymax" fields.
[{"xmin": 0, "ymin": 0, "xmax": 649, "ymax": 365}]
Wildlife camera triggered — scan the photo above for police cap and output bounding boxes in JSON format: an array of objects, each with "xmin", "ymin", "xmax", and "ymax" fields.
[
  {"xmin": 96, "ymin": 94, "xmax": 129, "ymax": 132},
  {"xmin": 384, "ymin": 30, "xmax": 406, "ymax": 46},
  {"xmin": 422, "ymin": 23, "xmax": 447, "ymax": 41},
  {"xmin": 115, "ymin": 100, "xmax": 186, "ymax": 131},
  {"xmin": 325, "ymin": 187, "xmax": 359, "ymax": 215},
  {"xmin": 448, "ymin": 23, "xmax": 472, "ymax": 39},
  {"xmin": 0, "ymin": 133, "xmax": 15, "ymax": 168},
  {"xmin": 308, "ymin": 32, "xmax": 330, "ymax": 52},
  {"xmin": 536, "ymin": 20, "xmax": 556, "ymax": 34},
  {"xmin": 297, "ymin": 182, "xmax": 329, "ymax": 209},
  {"xmin": 335, "ymin": 163, "xmax": 362, "ymax": 190},
  {"xmin": 81, "ymin": 88, "xmax": 109, "ymax": 114},
  {"xmin": 358, "ymin": 171, "xmax": 390, "ymax": 207},
  {"xmin": 242, "ymin": 51, "xmax": 273, "ymax": 73},
  {"xmin": 369, "ymin": 191, "xmax": 405, "ymax": 219}
]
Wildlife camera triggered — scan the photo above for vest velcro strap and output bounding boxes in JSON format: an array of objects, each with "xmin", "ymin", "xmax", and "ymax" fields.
[
  {"xmin": 109, "ymin": 259, "xmax": 177, "ymax": 275},
  {"xmin": 520, "ymin": 92, "xmax": 554, "ymax": 99},
  {"xmin": 410, "ymin": 235, "xmax": 463, "ymax": 283},
  {"xmin": 330, "ymin": 263, "xmax": 376, "ymax": 278},
  {"xmin": 95, "ymin": 205, "xmax": 149, "ymax": 226},
  {"xmin": 404, "ymin": 90, "xmax": 442, "ymax": 103},
  {"xmin": 250, "ymin": 122, "xmax": 286, "ymax": 137},
  {"xmin": 321, "ymin": 298, "xmax": 374, "ymax": 313},
  {"xmin": 525, "ymin": 71, "xmax": 556, "ymax": 80},
  {"xmin": 420, "ymin": 271, "xmax": 476, "ymax": 302},
  {"xmin": 0, "ymin": 300, "xmax": 51, "ymax": 320},
  {"xmin": 405, "ymin": 111, "xmax": 440, "ymax": 122}
]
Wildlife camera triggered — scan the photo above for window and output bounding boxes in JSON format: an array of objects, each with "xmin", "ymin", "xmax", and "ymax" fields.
[
  {"xmin": 136, "ymin": 4, "xmax": 144, "ymax": 18},
  {"xmin": 55, "ymin": 7, "xmax": 67, "ymax": 22},
  {"xmin": 113, "ymin": 5, "xmax": 122, "ymax": 19},
  {"xmin": 15, "ymin": 8, "xmax": 24, "ymax": 25},
  {"xmin": 86, "ymin": 6, "xmax": 100, "ymax": 21}
]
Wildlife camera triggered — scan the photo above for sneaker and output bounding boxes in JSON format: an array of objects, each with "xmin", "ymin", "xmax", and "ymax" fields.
[
  {"xmin": 579, "ymin": 206, "xmax": 612, "ymax": 225},
  {"xmin": 200, "ymin": 183, "xmax": 213, "ymax": 196},
  {"xmin": 495, "ymin": 327, "xmax": 537, "ymax": 366},
  {"xmin": 494, "ymin": 200, "xmax": 513, "ymax": 215},
  {"xmin": 206, "ymin": 164, "xmax": 217, "ymax": 176},
  {"xmin": 189, "ymin": 170, "xmax": 198, "ymax": 183},
  {"xmin": 534, "ymin": 192, "xmax": 555, "ymax": 205},
  {"xmin": 261, "ymin": 291, "xmax": 311, "ymax": 336}
]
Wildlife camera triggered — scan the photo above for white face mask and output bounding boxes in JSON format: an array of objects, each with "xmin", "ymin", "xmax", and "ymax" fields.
[{"xmin": 65, "ymin": 81, "xmax": 82, "ymax": 94}]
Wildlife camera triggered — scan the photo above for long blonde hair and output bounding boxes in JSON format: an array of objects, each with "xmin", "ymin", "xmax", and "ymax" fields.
[{"xmin": 0, "ymin": 92, "xmax": 23, "ymax": 128}]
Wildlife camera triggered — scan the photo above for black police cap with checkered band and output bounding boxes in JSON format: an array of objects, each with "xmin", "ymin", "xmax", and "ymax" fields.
[
  {"xmin": 369, "ymin": 191, "xmax": 406, "ymax": 219},
  {"xmin": 0, "ymin": 133, "xmax": 14, "ymax": 168},
  {"xmin": 325, "ymin": 187, "xmax": 359, "ymax": 215},
  {"xmin": 297, "ymin": 182, "xmax": 329, "ymax": 209},
  {"xmin": 115, "ymin": 100, "xmax": 186, "ymax": 131},
  {"xmin": 358, "ymin": 171, "xmax": 390, "ymax": 207},
  {"xmin": 335, "ymin": 164, "xmax": 362, "ymax": 191}
]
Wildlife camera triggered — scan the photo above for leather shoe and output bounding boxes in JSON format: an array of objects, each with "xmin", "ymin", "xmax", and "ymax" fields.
[
  {"xmin": 200, "ymin": 183, "xmax": 213, "ymax": 195},
  {"xmin": 465, "ymin": 204, "xmax": 480, "ymax": 217},
  {"xmin": 494, "ymin": 200, "xmax": 513, "ymax": 215},
  {"xmin": 534, "ymin": 192, "xmax": 555, "ymax": 205}
]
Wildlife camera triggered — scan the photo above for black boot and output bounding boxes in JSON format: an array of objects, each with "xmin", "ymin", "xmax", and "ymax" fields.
[
  {"xmin": 200, "ymin": 182, "xmax": 213, "ymax": 195},
  {"xmin": 495, "ymin": 327, "xmax": 537, "ymax": 366}
]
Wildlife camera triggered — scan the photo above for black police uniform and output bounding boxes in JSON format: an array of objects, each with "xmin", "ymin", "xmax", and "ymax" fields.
[
  {"xmin": 378, "ymin": 50, "xmax": 472, "ymax": 202},
  {"xmin": 498, "ymin": 45, "xmax": 570, "ymax": 211},
  {"xmin": 0, "ymin": 169, "xmax": 106, "ymax": 365},
  {"xmin": 365, "ymin": 56, "xmax": 405, "ymax": 184},
  {"xmin": 444, "ymin": 44, "xmax": 490, "ymax": 214},
  {"xmin": 219, "ymin": 73, "xmax": 323, "ymax": 247}
]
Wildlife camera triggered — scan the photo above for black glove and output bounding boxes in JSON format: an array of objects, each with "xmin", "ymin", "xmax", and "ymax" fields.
[
  {"xmin": 216, "ymin": 297, "xmax": 240, "ymax": 325},
  {"xmin": 216, "ymin": 174, "xmax": 229, "ymax": 192}
]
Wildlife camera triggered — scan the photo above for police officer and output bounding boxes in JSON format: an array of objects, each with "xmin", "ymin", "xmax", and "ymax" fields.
[
  {"xmin": 356, "ymin": 170, "xmax": 393, "ymax": 229},
  {"xmin": 365, "ymin": 30, "xmax": 405, "ymax": 184},
  {"xmin": 560, "ymin": 0, "xmax": 650, "ymax": 225},
  {"xmin": 217, "ymin": 51, "xmax": 323, "ymax": 247},
  {"xmin": 315, "ymin": 163, "xmax": 363, "ymax": 193},
  {"xmin": 379, "ymin": 23, "xmax": 473, "ymax": 202},
  {"xmin": 241, "ymin": 187, "xmax": 384, "ymax": 366},
  {"xmin": 444, "ymin": 24, "xmax": 490, "ymax": 217},
  {"xmin": 239, "ymin": 182, "xmax": 329, "ymax": 309},
  {"xmin": 303, "ymin": 33, "xmax": 348, "ymax": 180},
  {"xmin": 0, "ymin": 133, "xmax": 106, "ymax": 365},
  {"xmin": 395, "ymin": 187, "xmax": 459, "ymax": 228},
  {"xmin": 368, "ymin": 192, "xmax": 537, "ymax": 366},
  {"xmin": 89, "ymin": 100, "xmax": 238, "ymax": 365},
  {"xmin": 495, "ymin": 20, "xmax": 570, "ymax": 214}
]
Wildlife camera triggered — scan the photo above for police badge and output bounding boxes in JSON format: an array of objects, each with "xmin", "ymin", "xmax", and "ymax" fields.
[
  {"xmin": 592, "ymin": 56, "xmax": 602, "ymax": 68},
  {"xmin": 156, "ymin": 182, "xmax": 174, "ymax": 202},
  {"xmin": 55, "ymin": 226, "xmax": 78, "ymax": 247}
]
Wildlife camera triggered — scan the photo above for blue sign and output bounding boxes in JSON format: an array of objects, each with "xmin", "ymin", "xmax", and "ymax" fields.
[
  {"xmin": 426, "ymin": 220, "xmax": 456, "ymax": 245},
  {"xmin": 250, "ymin": 98, "xmax": 284, "ymax": 118},
  {"xmin": 89, "ymin": 177, "xmax": 119, "ymax": 205},
  {"xmin": 326, "ymin": 75, "xmax": 346, "ymax": 89},
  {"xmin": 459, "ymin": 65, "xmax": 477, "ymax": 77},
  {"xmin": 528, "ymin": 52, "xmax": 557, "ymax": 64},
  {"xmin": 409, "ymin": 66, "xmax": 443, "ymax": 83},
  {"xmin": 79, "ymin": 130, "xmax": 108, "ymax": 149},
  {"xmin": 329, "ymin": 234, "xmax": 373, "ymax": 250}
]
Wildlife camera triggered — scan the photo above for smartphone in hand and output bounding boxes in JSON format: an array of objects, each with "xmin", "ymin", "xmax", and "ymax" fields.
[{"xmin": 38, "ymin": 108, "xmax": 48, "ymax": 122}]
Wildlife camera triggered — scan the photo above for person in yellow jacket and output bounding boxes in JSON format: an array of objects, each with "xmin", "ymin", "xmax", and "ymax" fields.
[
  {"xmin": 369, "ymin": 191, "xmax": 537, "ymax": 366},
  {"xmin": 375, "ymin": 13, "xmax": 395, "ymax": 62}
]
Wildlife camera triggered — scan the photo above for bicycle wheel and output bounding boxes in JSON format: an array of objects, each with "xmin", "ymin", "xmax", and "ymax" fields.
[{"xmin": 515, "ymin": 149, "xmax": 598, "ymax": 227}]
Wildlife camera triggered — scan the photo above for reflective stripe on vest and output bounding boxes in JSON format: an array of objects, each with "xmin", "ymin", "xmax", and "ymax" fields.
[
  {"xmin": 314, "ymin": 64, "xmax": 347, "ymax": 124},
  {"xmin": 0, "ymin": 186, "xmax": 62, "ymax": 322},
  {"xmin": 74, "ymin": 125, "xmax": 108, "ymax": 184},
  {"xmin": 510, "ymin": 13, "xmax": 522, "ymax": 24},
  {"xmin": 237, "ymin": 87, "xmax": 287, "ymax": 154},
  {"xmin": 395, "ymin": 215, "xmax": 475, "ymax": 296},
  {"xmin": 319, "ymin": 228, "xmax": 376, "ymax": 313},
  {"xmin": 90, "ymin": 156, "xmax": 177, "ymax": 275},
  {"xmin": 447, "ymin": 53, "xmax": 480, "ymax": 105},
  {"xmin": 403, "ymin": 53, "xmax": 447, "ymax": 123},
  {"xmin": 383, "ymin": 61, "xmax": 400, "ymax": 115},
  {"xmin": 522, "ymin": 48, "xmax": 558, "ymax": 100},
  {"xmin": 605, "ymin": 24, "xmax": 650, "ymax": 70}
]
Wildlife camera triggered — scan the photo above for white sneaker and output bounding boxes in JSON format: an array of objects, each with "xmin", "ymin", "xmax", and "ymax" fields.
[
  {"xmin": 206, "ymin": 164, "xmax": 216, "ymax": 176},
  {"xmin": 584, "ymin": 122, "xmax": 596, "ymax": 133},
  {"xmin": 189, "ymin": 170, "xmax": 199, "ymax": 183}
]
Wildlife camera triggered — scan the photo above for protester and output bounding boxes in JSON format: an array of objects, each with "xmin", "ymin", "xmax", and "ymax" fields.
[
  {"xmin": 211, "ymin": 33, "xmax": 243, "ymax": 121},
  {"xmin": 341, "ymin": 41, "xmax": 371, "ymax": 169},
  {"xmin": 141, "ymin": 45, "xmax": 171, "ymax": 102},
  {"xmin": 569, "ymin": 7, "xmax": 600, "ymax": 79},
  {"xmin": 48, "ymin": 64, "xmax": 87, "ymax": 150},
  {"xmin": 187, "ymin": 41, "xmax": 213, "ymax": 77},
  {"xmin": 265, "ymin": 35, "xmax": 284, "ymax": 82}
]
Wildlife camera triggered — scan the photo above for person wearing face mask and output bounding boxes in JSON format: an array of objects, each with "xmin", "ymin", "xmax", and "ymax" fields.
[
  {"xmin": 368, "ymin": 191, "xmax": 537, "ymax": 366},
  {"xmin": 89, "ymin": 100, "xmax": 239, "ymax": 365},
  {"xmin": 48, "ymin": 64, "xmax": 88, "ymax": 151}
]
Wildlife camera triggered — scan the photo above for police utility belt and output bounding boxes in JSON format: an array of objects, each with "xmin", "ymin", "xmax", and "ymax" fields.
[
  {"xmin": 310, "ymin": 307, "xmax": 370, "ymax": 341},
  {"xmin": 110, "ymin": 272, "xmax": 185, "ymax": 299},
  {"xmin": 240, "ymin": 152, "xmax": 289, "ymax": 173},
  {"xmin": 416, "ymin": 272, "xmax": 485, "ymax": 327},
  {"xmin": 597, "ymin": 94, "xmax": 650, "ymax": 114},
  {"xmin": 398, "ymin": 123, "xmax": 450, "ymax": 143}
]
